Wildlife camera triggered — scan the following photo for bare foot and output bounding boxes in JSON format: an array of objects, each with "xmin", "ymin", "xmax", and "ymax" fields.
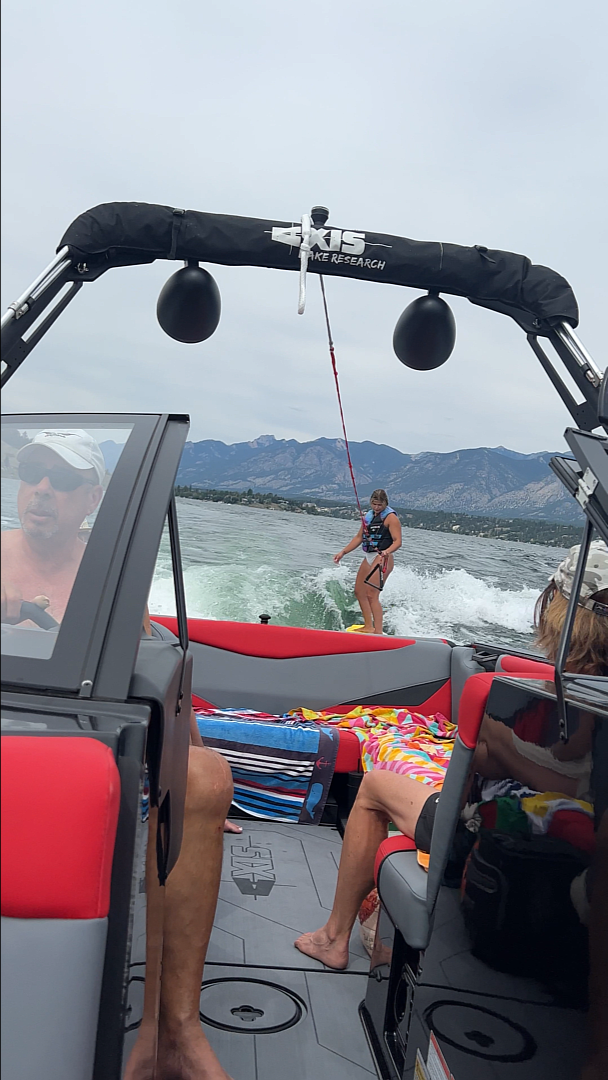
[
  {"xmin": 294, "ymin": 928, "xmax": 350, "ymax": 970},
  {"xmin": 123, "ymin": 1026, "xmax": 156, "ymax": 1080},
  {"xmin": 157, "ymin": 1023, "xmax": 233, "ymax": 1079},
  {"xmin": 223, "ymin": 819, "xmax": 242, "ymax": 833}
]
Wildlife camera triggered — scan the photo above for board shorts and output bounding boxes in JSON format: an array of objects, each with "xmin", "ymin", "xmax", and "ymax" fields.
[{"xmin": 414, "ymin": 790, "xmax": 441, "ymax": 853}]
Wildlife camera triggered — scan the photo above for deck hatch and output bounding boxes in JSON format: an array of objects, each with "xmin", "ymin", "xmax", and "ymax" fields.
[{"xmin": 199, "ymin": 977, "xmax": 306, "ymax": 1034}]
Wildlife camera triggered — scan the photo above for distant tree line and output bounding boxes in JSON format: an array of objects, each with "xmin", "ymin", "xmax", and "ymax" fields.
[{"xmin": 174, "ymin": 485, "xmax": 582, "ymax": 548}]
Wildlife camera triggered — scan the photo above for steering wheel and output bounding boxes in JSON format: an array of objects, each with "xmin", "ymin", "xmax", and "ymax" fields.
[{"xmin": 18, "ymin": 600, "xmax": 59, "ymax": 630}]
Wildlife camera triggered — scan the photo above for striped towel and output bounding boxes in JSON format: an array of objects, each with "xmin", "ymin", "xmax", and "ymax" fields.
[{"xmin": 196, "ymin": 711, "xmax": 339, "ymax": 824}]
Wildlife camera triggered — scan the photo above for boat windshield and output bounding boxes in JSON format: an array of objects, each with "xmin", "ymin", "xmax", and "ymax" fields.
[{"xmin": 1, "ymin": 420, "xmax": 132, "ymax": 660}]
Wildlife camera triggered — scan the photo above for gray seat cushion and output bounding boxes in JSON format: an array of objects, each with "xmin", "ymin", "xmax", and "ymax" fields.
[
  {"xmin": 450, "ymin": 646, "xmax": 483, "ymax": 723},
  {"xmin": 376, "ymin": 851, "xmax": 430, "ymax": 950},
  {"xmin": 1, "ymin": 916, "xmax": 108, "ymax": 1080}
]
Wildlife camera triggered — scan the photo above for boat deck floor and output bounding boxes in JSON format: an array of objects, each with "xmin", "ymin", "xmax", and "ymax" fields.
[
  {"xmin": 125, "ymin": 822, "xmax": 377, "ymax": 1079},
  {"xmin": 408, "ymin": 888, "xmax": 587, "ymax": 1080},
  {"xmin": 124, "ymin": 821, "xmax": 588, "ymax": 1079}
]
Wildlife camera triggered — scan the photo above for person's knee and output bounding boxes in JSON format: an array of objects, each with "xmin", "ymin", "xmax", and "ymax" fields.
[
  {"xmin": 357, "ymin": 770, "xmax": 403, "ymax": 816},
  {"xmin": 186, "ymin": 746, "xmax": 233, "ymax": 819},
  {"xmin": 357, "ymin": 770, "xmax": 386, "ymax": 809},
  {"xmin": 358, "ymin": 772, "xmax": 375, "ymax": 801}
]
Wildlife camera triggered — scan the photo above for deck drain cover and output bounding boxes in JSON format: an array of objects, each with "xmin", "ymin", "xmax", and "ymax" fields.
[
  {"xmin": 200, "ymin": 978, "xmax": 306, "ymax": 1034},
  {"xmin": 423, "ymin": 1001, "xmax": 536, "ymax": 1063}
]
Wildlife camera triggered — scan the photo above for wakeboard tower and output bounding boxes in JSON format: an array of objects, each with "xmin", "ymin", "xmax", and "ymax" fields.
[{"xmin": 1, "ymin": 204, "xmax": 607, "ymax": 1080}]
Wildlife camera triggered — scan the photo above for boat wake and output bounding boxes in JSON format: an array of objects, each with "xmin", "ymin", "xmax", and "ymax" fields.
[{"xmin": 150, "ymin": 561, "xmax": 539, "ymax": 649}]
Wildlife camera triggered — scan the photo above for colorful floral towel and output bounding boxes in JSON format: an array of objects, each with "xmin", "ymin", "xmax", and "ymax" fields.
[{"xmin": 296, "ymin": 706, "xmax": 456, "ymax": 788}]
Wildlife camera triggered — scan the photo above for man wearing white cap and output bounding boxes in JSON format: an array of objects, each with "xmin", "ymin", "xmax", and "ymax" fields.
[
  {"xmin": 2, "ymin": 428, "xmax": 239, "ymax": 1078},
  {"xmin": 1, "ymin": 429, "xmax": 104, "ymax": 623}
]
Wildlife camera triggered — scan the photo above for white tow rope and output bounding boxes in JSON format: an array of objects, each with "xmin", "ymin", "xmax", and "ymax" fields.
[{"xmin": 298, "ymin": 213, "xmax": 312, "ymax": 315}]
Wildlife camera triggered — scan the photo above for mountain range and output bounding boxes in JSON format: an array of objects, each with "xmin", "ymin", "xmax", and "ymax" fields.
[{"xmin": 174, "ymin": 435, "xmax": 582, "ymax": 524}]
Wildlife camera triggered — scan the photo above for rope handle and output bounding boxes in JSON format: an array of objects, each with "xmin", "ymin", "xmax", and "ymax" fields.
[{"xmin": 298, "ymin": 214, "xmax": 311, "ymax": 315}]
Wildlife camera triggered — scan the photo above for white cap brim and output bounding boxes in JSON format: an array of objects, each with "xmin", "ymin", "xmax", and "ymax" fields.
[{"xmin": 17, "ymin": 438, "xmax": 105, "ymax": 484}]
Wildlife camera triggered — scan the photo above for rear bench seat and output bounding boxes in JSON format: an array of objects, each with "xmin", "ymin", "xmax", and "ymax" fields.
[
  {"xmin": 1, "ymin": 737, "xmax": 120, "ymax": 1080},
  {"xmin": 156, "ymin": 618, "xmax": 453, "ymax": 773}
]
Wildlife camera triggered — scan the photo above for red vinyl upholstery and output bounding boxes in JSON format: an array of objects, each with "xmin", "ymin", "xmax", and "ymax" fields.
[
  {"xmin": 1, "ymin": 737, "xmax": 120, "ymax": 920},
  {"xmin": 456, "ymin": 672, "xmax": 499, "ymax": 749},
  {"xmin": 192, "ymin": 693, "xmax": 217, "ymax": 710},
  {"xmin": 374, "ymin": 835, "xmax": 416, "ymax": 883},
  {"xmin": 412, "ymin": 680, "xmax": 452, "ymax": 720},
  {"xmin": 320, "ymin": 682, "xmax": 452, "ymax": 723},
  {"xmin": 498, "ymin": 655, "xmax": 554, "ymax": 677},
  {"xmin": 318, "ymin": 682, "xmax": 451, "ymax": 772},
  {"xmin": 153, "ymin": 616, "xmax": 414, "ymax": 659},
  {"xmin": 334, "ymin": 730, "xmax": 362, "ymax": 772},
  {"xmin": 444, "ymin": 668, "xmax": 555, "ymax": 750}
]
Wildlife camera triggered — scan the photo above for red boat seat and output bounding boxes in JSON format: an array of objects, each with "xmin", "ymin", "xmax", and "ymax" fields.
[
  {"xmin": 496, "ymin": 654, "xmax": 554, "ymax": 677},
  {"xmin": 1, "ymin": 737, "xmax": 120, "ymax": 1080},
  {"xmin": 334, "ymin": 729, "xmax": 362, "ymax": 772},
  {"xmin": 154, "ymin": 616, "xmax": 414, "ymax": 659}
]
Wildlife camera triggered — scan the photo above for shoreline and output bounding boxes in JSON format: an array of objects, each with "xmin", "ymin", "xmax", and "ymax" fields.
[{"xmin": 174, "ymin": 486, "xmax": 580, "ymax": 548}]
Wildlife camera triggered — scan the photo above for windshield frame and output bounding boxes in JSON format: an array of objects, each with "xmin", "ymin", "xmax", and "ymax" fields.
[{"xmin": 1, "ymin": 412, "xmax": 171, "ymax": 694}]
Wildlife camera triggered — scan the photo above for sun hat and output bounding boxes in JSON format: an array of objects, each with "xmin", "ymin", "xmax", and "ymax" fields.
[
  {"xmin": 17, "ymin": 429, "xmax": 106, "ymax": 485},
  {"xmin": 552, "ymin": 539, "xmax": 608, "ymax": 613}
]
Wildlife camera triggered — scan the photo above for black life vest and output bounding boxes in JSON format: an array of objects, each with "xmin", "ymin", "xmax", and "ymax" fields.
[{"xmin": 362, "ymin": 507, "xmax": 395, "ymax": 553}]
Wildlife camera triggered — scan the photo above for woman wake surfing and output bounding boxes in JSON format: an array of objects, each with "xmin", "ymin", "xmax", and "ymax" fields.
[{"xmin": 334, "ymin": 489, "xmax": 402, "ymax": 634}]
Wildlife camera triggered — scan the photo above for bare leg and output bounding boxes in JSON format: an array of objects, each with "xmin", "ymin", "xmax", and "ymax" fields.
[
  {"xmin": 295, "ymin": 770, "xmax": 436, "ymax": 969},
  {"xmin": 189, "ymin": 708, "xmax": 241, "ymax": 836},
  {"xmin": 367, "ymin": 584, "xmax": 385, "ymax": 634},
  {"xmin": 125, "ymin": 746, "xmax": 234, "ymax": 1080},
  {"xmin": 123, "ymin": 806, "xmax": 165, "ymax": 1079},
  {"xmin": 366, "ymin": 555, "xmax": 393, "ymax": 634},
  {"xmin": 354, "ymin": 560, "xmax": 374, "ymax": 632},
  {"xmin": 367, "ymin": 586, "xmax": 384, "ymax": 634}
]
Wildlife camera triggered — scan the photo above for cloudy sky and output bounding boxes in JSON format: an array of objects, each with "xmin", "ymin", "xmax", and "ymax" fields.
[{"xmin": 2, "ymin": 0, "xmax": 606, "ymax": 455}]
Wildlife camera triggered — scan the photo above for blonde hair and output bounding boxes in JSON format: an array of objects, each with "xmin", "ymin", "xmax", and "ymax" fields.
[
  {"xmin": 370, "ymin": 489, "xmax": 389, "ymax": 507},
  {"xmin": 534, "ymin": 585, "xmax": 608, "ymax": 675}
]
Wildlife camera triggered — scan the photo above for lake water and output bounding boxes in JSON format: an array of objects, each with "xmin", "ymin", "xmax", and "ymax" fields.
[
  {"xmin": 148, "ymin": 497, "xmax": 572, "ymax": 650},
  {"xmin": 1, "ymin": 476, "xmax": 571, "ymax": 649}
]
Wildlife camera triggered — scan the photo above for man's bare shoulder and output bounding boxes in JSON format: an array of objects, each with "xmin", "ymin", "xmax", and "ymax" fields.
[{"xmin": 1, "ymin": 529, "xmax": 23, "ymax": 554}]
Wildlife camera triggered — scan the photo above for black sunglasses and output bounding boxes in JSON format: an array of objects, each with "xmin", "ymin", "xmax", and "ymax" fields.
[{"xmin": 18, "ymin": 462, "xmax": 94, "ymax": 492}]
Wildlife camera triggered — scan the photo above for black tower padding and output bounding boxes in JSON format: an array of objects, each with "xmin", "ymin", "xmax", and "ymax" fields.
[{"xmin": 58, "ymin": 202, "xmax": 578, "ymax": 333}]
